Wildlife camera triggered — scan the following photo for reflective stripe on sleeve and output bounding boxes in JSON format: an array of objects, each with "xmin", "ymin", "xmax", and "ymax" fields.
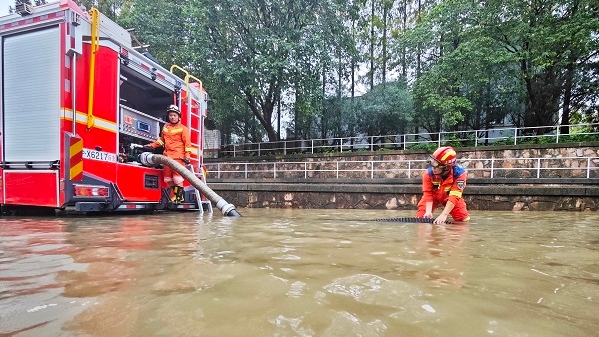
[{"xmin": 449, "ymin": 190, "xmax": 463, "ymax": 198}]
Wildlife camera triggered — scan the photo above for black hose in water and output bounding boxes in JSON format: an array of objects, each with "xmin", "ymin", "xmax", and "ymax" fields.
[
  {"xmin": 370, "ymin": 217, "xmax": 453, "ymax": 224},
  {"xmin": 138, "ymin": 152, "xmax": 241, "ymax": 217}
]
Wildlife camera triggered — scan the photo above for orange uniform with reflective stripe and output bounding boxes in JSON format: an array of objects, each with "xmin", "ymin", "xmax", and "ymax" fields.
[
  {"xmin": 148, "ymin": 122, "xmax": 192, "ymax": 185},
  {"xmin": 416, "ymin": 165, "xmax": 469, "ymax": 221},
  {"xmin": 148, "ymin": 122, "xmax": 192, "ymax": 160}
]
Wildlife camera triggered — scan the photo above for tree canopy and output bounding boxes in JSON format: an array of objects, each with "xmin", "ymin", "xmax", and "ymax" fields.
[{"xmin": 79, "ymin": 0, "xmax": 599, "ymax": 142}]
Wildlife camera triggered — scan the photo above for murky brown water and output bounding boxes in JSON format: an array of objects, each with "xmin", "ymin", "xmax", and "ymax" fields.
[{"xmin": 1, "ymin": 209, "xmax": 598, "ymax": 337}]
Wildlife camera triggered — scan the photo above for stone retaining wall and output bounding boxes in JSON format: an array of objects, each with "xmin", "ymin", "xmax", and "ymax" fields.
[
  {"xmin": 205, "ymin": 143, "xmax": 599, "ymax": 212},
  {"xmin": 208, "ymin": 181, "xmax": 599, "ymax": 212},
  {"xmin": 206, "ymin": 143, "xmax": 599, "ymax": 180}
]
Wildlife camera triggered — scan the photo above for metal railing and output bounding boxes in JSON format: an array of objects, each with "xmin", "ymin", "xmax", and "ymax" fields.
[
  {"xmin": 217, "ymin": 123, "xmax": 599, "ymax": 158},
  {"xmin": 205, "ymin": 156, "xmax": 599, "ymax": 180}
]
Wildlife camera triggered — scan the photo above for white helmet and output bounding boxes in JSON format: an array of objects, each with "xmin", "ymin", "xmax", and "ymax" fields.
[{"xmin": 167, "ymin": 104, "xmax": 181, "ymax": 115}]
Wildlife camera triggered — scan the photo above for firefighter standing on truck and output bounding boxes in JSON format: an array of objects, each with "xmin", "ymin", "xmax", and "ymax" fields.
[
  {"xmin": 416, "ymin": 146, "xmax": 470, "ymax": 224},
  {"xmin": 144, "ymin": 104, "xmax": 192, "ymax": 203}
]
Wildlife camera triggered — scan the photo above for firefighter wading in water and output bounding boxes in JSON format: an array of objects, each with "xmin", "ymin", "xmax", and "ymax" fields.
[
  {"xmin": 416, "ymin": 146, "xmax": 470, "ymax": 224},
  {"xmin": 144, "ymin": 104, "xmax": 192, "ymax": 203}
]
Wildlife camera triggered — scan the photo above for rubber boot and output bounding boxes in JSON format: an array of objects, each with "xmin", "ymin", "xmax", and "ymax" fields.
[
  {"xmin": 173, "ymin": 185, "xmax": 185, "ymax": 203},
  {"xmin": 170, "ymin": 186, "xmax": 178, "ymax": 203}
]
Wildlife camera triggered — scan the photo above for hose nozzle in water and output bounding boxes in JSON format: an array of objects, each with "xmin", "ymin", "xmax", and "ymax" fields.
[{"xmin": 138, "ymin": 152, "xmax": 241, "ymax": 217}]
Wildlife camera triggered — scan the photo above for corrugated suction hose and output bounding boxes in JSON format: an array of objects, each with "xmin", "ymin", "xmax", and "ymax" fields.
[
  {"xmin": 370, "ymin": 217, "xmax": 453, "ymax": 224},
  {"xmin": 138, "ymin": 152, "xmax": 241, "ymax": 217}
]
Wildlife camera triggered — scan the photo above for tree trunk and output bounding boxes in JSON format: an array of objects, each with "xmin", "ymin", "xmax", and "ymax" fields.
[
  {"xmin": 561, "ymin": 62, "xmax": 575, "ymax": 135},
  {"xmin": 369, "ymin": 0, "xmax": 375, "ymax": 90}
]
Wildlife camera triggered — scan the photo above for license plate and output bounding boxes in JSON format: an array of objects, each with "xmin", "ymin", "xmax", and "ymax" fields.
[{"xmin": 82, "ymin": 149, "xmax": 117, "ymax": 162}]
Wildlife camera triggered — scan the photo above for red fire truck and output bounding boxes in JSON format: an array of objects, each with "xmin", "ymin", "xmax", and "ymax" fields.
[{"xmin": 0, "ymin": 0, "xmax": 212, "ymax": 214}]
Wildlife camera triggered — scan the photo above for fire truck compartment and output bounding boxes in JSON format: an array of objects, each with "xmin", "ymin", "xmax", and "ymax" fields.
[
  {"xmin": 2, "ymin": 27, "xmax": 61, "ymax": 164},
  {"xmin": 117, "ymin": 65, "xmax": 175, "ymax": 153},
  {"xmin": 119, "ymin": 65, "xmax": 174, "ymax": 118},
  {"xmin": 3, "ymin": 171, "xmax": 59, "ymax": 207}
]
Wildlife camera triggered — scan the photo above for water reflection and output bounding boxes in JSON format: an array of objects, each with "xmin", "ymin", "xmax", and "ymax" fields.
[
  {"xmin": 0, "ymin": 210, "xmax": 598, "ymax": 336},
  {"xmin": 415, "ymin": 223, "xmax": 468, "ymax": 288}
]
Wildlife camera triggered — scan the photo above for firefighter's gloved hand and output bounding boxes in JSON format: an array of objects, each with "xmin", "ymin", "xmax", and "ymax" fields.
[
  {"xmin": 142, "ymin": 145, "xmax": 153, "ymax": 152},
  {"xmin": 182, "ymin": 157, "xmax": 191, "ymax": 165}
]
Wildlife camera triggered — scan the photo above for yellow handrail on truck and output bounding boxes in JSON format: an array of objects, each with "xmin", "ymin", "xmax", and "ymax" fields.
[
  {"xmin": 169, "ymin": 65, "xmax": 189, "ymax": 100},
  {"xmin": 87, "ymin": 8, "xmax": 100, "ymax": 130},
  {"xmin": 185, "ymin": 74, "xmax": 204, "ymax": 101}
]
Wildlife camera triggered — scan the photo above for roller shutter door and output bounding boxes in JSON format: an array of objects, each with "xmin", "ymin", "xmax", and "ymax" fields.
[{"xmin": 2, "ymin": 27, "xmax": 60, "ymax": 162}]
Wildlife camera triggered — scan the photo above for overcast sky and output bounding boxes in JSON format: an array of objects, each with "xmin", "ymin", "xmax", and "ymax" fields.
[{"xmin": 0, "ymin": 0, "xmax": 12, "ymax": 16}]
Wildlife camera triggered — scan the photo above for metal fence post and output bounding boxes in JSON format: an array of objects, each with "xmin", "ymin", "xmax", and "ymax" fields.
[
  {"xmin": 514, "ymin": 128, "xmax": 517, "ymax": 145},
  {"xmin": 537, "ymin": 158, "xmax": 541, "ymax": 178},
  {"xmin": 336, "ymin": 161, "xmax": 339, "ymax": 179},
  {"xmin": 274, "ymin": 162, "xmax": 277, "ymax": 179},
  {"xmin": 244, "ymin": 163, "xmax": 248, "ymax": 179},
  {"xmin": 370, "ymin": 161, "xmax": 374, "ymax": 179},
  {"xmin": 490, "ymin": 158, "xmax": 494, "ymax": 178},
  {"xmin": 305, "ymin": 162, "xmax": 307, "ymax": 179}
]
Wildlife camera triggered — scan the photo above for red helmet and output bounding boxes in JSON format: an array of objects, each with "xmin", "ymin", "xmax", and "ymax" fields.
[{"xmin": 431, "ymin": 146, "xmax": 457, "ymax": 166}]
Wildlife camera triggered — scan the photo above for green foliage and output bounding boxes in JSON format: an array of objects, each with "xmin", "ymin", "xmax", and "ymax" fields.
[
  {"xmin": 75, "ymin": 0, "xmax": 125, "ymax": 20},
  {"xmin": 444, "ymin": 133, "xmax": 476, "ymax": 148},
  {"xmin": 401, "ymin": 0, "xmax": 599, "ymax": 135},
  {"xmin": 193, "ymin": 0, "xmax": 356, "ymax": 142},
  {"xmin": 354, "ymin": 80, "xmax": 414, "ymax": 136},
  {"xmin": 406, "ymin": 143, "xmax": 436, "ymax": 152},
  {"xmin": 117, "ymin": 0, "xmax": 190, "ymax": 65},
  {"xmin": 559, "ymin": 134, "xmax": 599, "ymax": 143},
  {"xmin": 107, "ymin": 0, "xmax": 597, "ymax": 144}
]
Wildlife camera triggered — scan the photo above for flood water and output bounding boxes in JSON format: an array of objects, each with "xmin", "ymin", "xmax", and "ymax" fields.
[{"xmin": 0, "ymin": 209, "xmax": 598, "ymax": 337}]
